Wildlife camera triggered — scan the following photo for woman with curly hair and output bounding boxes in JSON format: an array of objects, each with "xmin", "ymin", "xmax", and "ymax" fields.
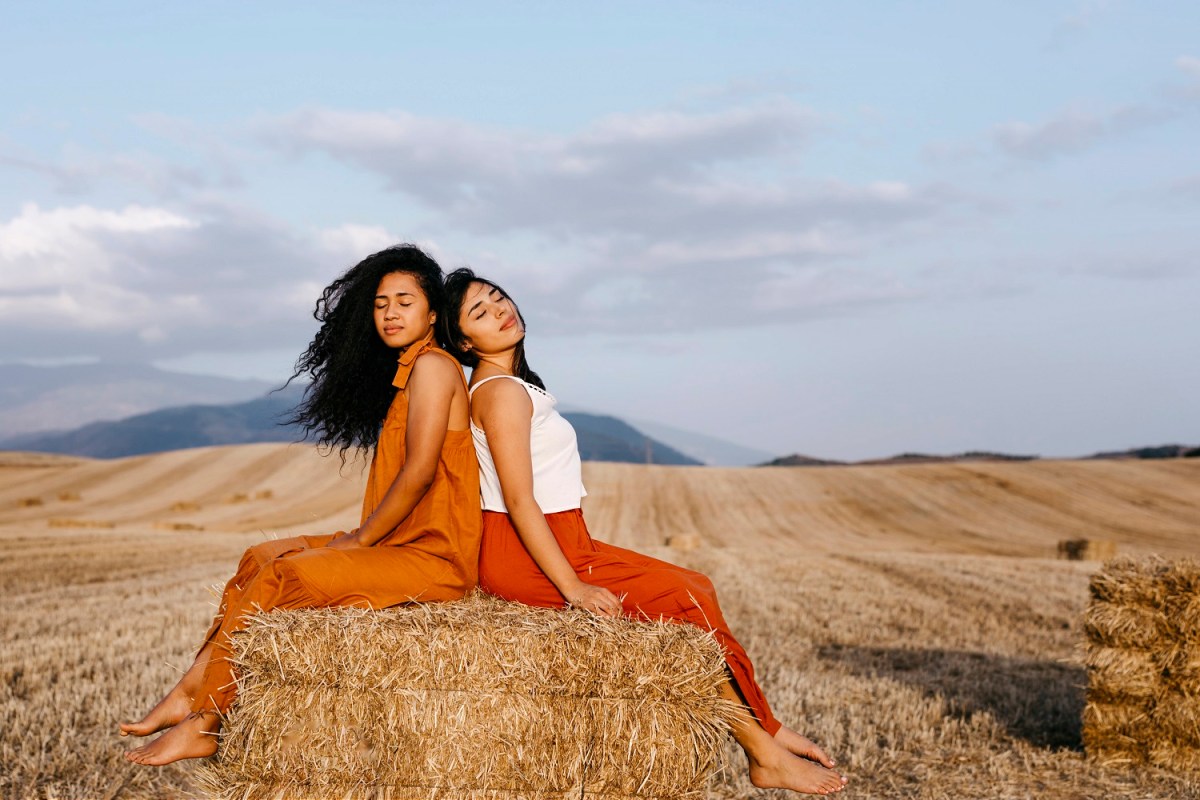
[
  {"xmin": 441, "ymin": 269, "xmax": 847, "ymax": 796},
  {"xmin": 121, "ymin": 244, "xmax": 480, "ymax": 766}
]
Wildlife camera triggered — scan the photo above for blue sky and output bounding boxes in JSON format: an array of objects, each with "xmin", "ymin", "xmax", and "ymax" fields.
[{"xmin": 2, "ymin": 1, "xmax": 1197, "ymax": 459}]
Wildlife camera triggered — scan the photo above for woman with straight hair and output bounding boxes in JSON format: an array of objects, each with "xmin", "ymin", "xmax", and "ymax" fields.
[
  {"xmin": 441, "ymin": 268, "xmax": 847, "ymax": 796},
  {"xmin": 121, "ymin": 245, "xmax": 481, "ymax": 766}
]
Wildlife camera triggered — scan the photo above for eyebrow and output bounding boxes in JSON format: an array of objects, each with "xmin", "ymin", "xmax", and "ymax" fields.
[
  {"xmin": 375, "ymin": 291, "xmax": 416, "ymax": 300},
  {"xmin": 466, "ymin": 286, "xmax": 502, "ymax": 317}
]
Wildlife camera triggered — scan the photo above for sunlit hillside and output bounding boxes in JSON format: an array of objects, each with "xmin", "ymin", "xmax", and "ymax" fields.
[{"xmin": 2, "ymin": 443, "xmax": 1197, "ymax": 554}]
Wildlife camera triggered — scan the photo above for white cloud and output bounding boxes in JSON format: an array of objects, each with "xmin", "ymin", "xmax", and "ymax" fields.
[
  {"xmin": 752, "ymin": 266, "xmax": 920, "ymax": 312},
  {"xmin": 255, "ymin": 103, "xmax": 959, "ymax": 333},
  {"xmin": 992, "ymin": 104, "xmax": 1167, "ymax": 160},
  {"xmin": 0, "ymin": 202, "xmax": 412, "ymax": 361},
  {"xmin": 1176, "ymin": 55, "xmax": 1200, "ymax": 100},
  {"xmin": 317, "ymin": 223, "xmax": 398, "ymax": 258},
  {"xmin": 0, "ymin": 203, "xmax": 197, "ymax": 288},
  {"xmin": 1046, "ymin": 0, "xmax": 1114, "ymax": 50},
  {"xmin": 1, "ymin": 101, "xmax": 976, "ymax": 352}
]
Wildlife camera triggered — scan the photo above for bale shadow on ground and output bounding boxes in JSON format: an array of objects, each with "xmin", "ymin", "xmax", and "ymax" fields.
[{"xmin": 818, "ymin": 644, "xmax": 1086, "ymax": 750}]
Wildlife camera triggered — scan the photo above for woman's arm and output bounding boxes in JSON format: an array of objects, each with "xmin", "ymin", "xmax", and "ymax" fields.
[
  {"xmin": 330, "ymin": 354, "xmax": 458, "ymax": 548},
  {"xmin": 474, "ymin": 379, "xmax": 622, "ymax": 616}
]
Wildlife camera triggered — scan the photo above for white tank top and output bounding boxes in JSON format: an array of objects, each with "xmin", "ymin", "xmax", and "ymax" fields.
[{"xmin": 469, "ymin": 375, "xmax": 587, "ymax": 513}]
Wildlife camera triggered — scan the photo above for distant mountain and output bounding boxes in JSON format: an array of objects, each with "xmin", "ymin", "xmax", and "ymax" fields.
[
  {"xmin": 563, "ymin": 413, "xmax": 701, "ymax": 466},
  {"xmin": 1, "ymin": 390, "xmax": 700, "ymax": 465},
  {"xmin": 626, "ymin": 417, "xmax": 773, "ymax": 466},
  {"xmin": 1086, "ymin": 444, "xmax": 1200, "ymax": 460},
  {"xmin": 761, "ymin": 454, "xmax": 846, "ymax": 467},
  {"xmin": 1, "ymin": 387, "xmax": 305, "ymax": 458},
  {"xmin": 0, "ymin": 362, "xmax": 274, "ymax": 439},
  {"xmin": 762, "ymin": 445, "xmax": 1200, "ymax": 467},
  {"xmin": 763, "ymin": 450, "xmax": 1040, "ymax": 467},
  {"xmin": 762, "ymin": 450, "xmax": 1040, "ymax": 467},
  {"xmin": 857, "ymin": 451, "xmax": 1039, "ymax": 466}
]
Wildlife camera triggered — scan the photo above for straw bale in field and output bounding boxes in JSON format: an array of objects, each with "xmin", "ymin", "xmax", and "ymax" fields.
[
  {"xmin": 1057, "ymin": 538, "xmax": 1117, "ymax": 561},
  {"xmin": 1149, "ymin": 743, "xmax": 1200, "ymax": 772},
  {"xmin": 46, "ymin": 517, "xmax": 115, "ymax": 529},
  {"xmin": 1083, "ymin": 701, "xmax": 1153, "ymax": 764},
  {"xmin": 1152, "ymin": 693, "xmax": 1200, "ymax": 745},
  {"xmin": 1083, "ymin": 601, "xmax": 1168, "ymax": 650},
  {"xmin": 1087, "ymin": 556, "xmax": 1170, "ymax": 605},
  {"xmin": 1083, "ymin": 557, "xmax": 1200, "ymax": 771},
  {"xmin": 195, "ymin": 592, "xmax": 738, "ymax": 800},
  {"xmin": 666, "ymin": 533, "xmax": 702, "ymax": 551},
  {"xmin": 1084, "ymin": 646, "xmax": 1159, "ymax": 702}
]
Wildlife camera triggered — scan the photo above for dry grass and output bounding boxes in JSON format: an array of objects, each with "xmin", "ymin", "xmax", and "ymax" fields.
[{"xmin": 2, "ymin": 446, "xmax": 1200, "ymax": 798}]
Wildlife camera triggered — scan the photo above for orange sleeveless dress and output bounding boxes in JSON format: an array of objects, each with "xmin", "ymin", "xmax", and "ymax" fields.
[{"xmin": 191, "ymin": 334, "xmax": 481, "ymax": 715}]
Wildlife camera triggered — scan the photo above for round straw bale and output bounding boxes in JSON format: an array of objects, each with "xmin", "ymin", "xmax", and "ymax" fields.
[{"xmin": 195, "ymin": 592, "xmax": 738, "ymax": 800}]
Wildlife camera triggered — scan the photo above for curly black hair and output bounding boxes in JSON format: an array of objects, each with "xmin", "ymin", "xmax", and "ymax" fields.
[
  {"xmin": 440, "ymin": 267, "xmax": 544, "ymax": 390},
  {"xmin": 284, "ymin": 244, "xmax": 446, "ymax": 460}
]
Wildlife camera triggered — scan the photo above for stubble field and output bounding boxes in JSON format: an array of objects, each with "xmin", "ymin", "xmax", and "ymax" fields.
[{"xmin": 2, "ymin": 444, "xmax": 1199, "ymax": 799}]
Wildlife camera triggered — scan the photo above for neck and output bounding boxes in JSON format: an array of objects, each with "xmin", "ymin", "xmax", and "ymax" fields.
[{"xmin": 475, "ymin": 347, "xmax": 517, "ymax": 375}]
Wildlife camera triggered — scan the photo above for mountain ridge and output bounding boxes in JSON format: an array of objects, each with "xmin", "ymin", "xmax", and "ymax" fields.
[{"xmin": 0, "ymin": 388, "xmax": 701, "ymax": 466}]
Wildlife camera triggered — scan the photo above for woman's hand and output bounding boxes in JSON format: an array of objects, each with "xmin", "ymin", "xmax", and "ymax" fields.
[
  {"xmin": 563, "ymin": 581, "xmax": 623, "ymax": 617},
  {"xmin": 326, "ymin": 530, "xmax": 365, "ymax": 550}
]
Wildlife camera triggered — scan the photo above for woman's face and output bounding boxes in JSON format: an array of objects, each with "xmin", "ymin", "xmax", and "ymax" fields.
[
  {"xmin": 457, "ymin": 280, "xmax": 524, "ymax": 357},
  {"xmin": 374, "ymin": 271, "xmax": 435, "ymax": 349}
]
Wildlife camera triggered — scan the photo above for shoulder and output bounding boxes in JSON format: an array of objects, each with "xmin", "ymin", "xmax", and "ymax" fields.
[
  {"xmin": 408, "ymin": 349, "xmax": 460, "ymax": 387},
  {"xmin": 472, "ymin": 376, "xmax": 532, "ymax": 414}
]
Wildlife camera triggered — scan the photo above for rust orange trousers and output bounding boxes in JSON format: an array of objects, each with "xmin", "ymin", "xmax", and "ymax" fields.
[
  {"xmin": 479, "ymin": 509, "xmax": 781, "ymax": 736},
  {"xmin": 192, "ymin": 534, "xmax": 462, "ymax": 715}
]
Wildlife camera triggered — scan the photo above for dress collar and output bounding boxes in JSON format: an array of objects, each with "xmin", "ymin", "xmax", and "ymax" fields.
[{"xmin": 391, "ymin": 330, "xmax": 437, "ymax": 390}]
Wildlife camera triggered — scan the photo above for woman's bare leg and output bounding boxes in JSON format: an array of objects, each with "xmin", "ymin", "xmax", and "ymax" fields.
[
  {"xmin": 720, "ymin": 681, "xmax": 847, "ymax": 795},
  {"xmin": 119, "ymin": 537, "xmax": 314, "ymax": 738},
  {"xmin": 119, "ymin": 641, "xmax": 216, "ymax": 737}
]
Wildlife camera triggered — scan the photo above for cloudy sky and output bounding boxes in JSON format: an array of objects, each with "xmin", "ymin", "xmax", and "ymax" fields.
[{"xmin": 2, "ymin": 2, "xmax": 1197, "ymax": 459}]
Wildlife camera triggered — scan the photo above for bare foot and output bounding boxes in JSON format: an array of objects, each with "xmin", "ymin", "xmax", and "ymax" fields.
[
  {"xmin": 119, "ymin": 685, "xmax": 193, "ymax": 737},
  {"xmin": 749, "ymin": 742, "xmax": 848, "ymax": 795},
  {"xmin": 775, "ymin": 725, "xmax": 837, "ymax": 768},
  {"xmin": 124, "ymin": 712, "xmax": 219, "ymax": 766}
]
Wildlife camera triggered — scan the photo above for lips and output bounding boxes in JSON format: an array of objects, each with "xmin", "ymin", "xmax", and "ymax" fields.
[{"xmin": 500, "ymin": 317, "xmax": 517, "ymax": 331}]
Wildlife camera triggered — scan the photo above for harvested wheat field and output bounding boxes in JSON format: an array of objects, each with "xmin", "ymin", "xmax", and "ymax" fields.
[{"xmin": 2, "ymin": 444, "xmax": 1200, "ymax": 799}]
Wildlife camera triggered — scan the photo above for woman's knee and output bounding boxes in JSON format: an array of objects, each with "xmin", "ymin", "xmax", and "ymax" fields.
[{"xmin": 244, "ymin": 536, "xmax": 308, "ymax": 570}]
